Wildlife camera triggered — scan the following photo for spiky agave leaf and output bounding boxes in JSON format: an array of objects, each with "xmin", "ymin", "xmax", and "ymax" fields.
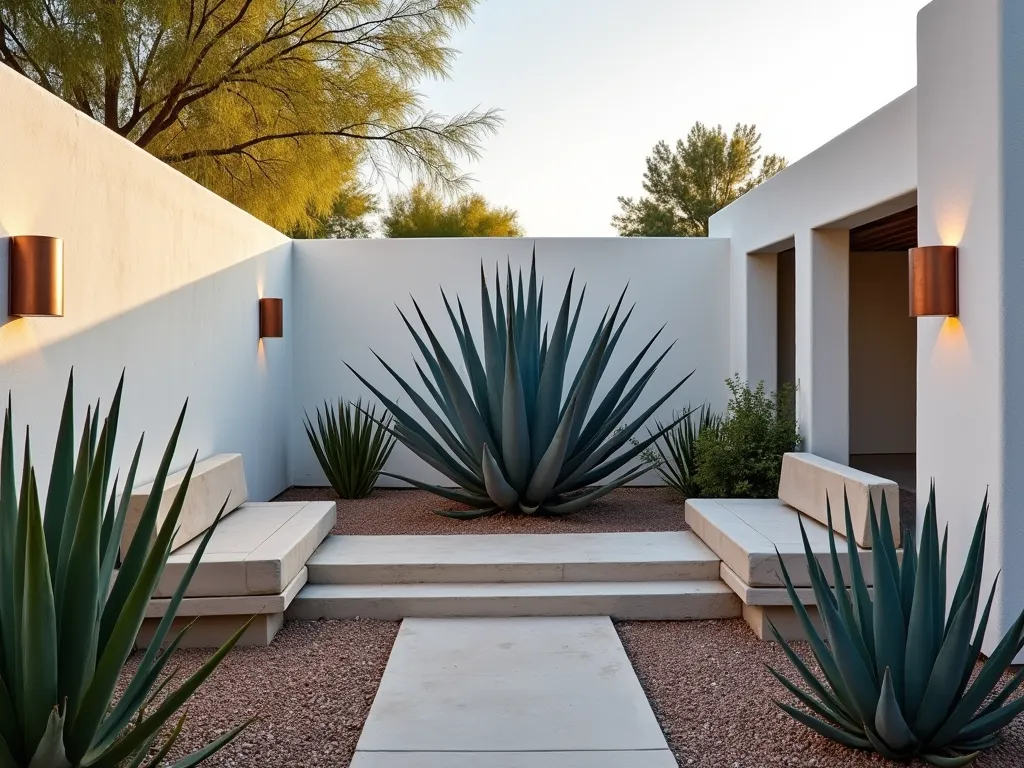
[
  {"xmin": 770, "ymin": 486, "xmax": 1024, "ymax": 764},
  {"xmin": 353, "ymin": 250, "xmax": 690, "ymax": 516},
  {"xmin": 0, "ymin": 374, "xmax": 252, "ymax": 766}
]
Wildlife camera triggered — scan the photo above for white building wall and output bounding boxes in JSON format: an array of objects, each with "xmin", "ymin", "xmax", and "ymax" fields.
[
  {"xmin": 290, "ymin": 237, "xmax": 730, "ymax": 487},
  {"xmin": 709, "ymin": 90, "xmax": 917, "ymax": 419},
  {"xmin": 917, "ymin": 0, "xmax": 1024, "ymax": 655},
  {"xmin": 0, "ymin": 67, "xmax": 293, "ymax": 501}
]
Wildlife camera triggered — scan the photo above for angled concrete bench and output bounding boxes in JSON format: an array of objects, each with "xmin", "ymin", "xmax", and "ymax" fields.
[
  {"xmin": 125, "ymin": 454, "xmax": 336, "ymax": 647},
  {"xmin": 685, "ymin": 452, "xmax": 899, "ymax": 640}
]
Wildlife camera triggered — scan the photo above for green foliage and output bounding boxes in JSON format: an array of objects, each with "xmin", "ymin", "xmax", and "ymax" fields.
[
  {"xmin": 693, "ymin": 376, "xmax": 798, "ymax": 498},
  {"xmin": 304, "ymin": 399, "xmax": 396, "ymax": 499},
  {"xmin": 293, "ymin": 184, "xmax": 378, "ymax": 240},
  {"xmin": 613, "ymin": 123, "xmax": 786, "ymax": 237},
  {"xmin": 0, "ymin": 372, "xmax": 252, "ymax": 766},
  {"xmin": 0, "ymin": 0, "xmax": 499, "ymax": 233},
  {"xmin": 652, "ymin": 404, "xmax": 722, "ymax": 498},
  {"xmin": 382, "ymin": 182, "xmax": 523, "ymax": 238},
  {"xmin": 348, "ymin": 251, "xmax": 691, "ymax": 518},
  {"xmin": 771, "ymin": 487, "xmax": 1024, "ymax": 765}
]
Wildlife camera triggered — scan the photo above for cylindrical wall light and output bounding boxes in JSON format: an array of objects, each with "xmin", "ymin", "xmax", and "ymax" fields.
[
  {"xmin": 259, "ymin": 297, "xmax": 283, "ymax": 338},
  {"xmin": 9, "ymin": 235, "xmax": 64, "ymax": 317},
  {"xmin": 909, "ymin": 245, "xmax": 958, "ymax": 317}
]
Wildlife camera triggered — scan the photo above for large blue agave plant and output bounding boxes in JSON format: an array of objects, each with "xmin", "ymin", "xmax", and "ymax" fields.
[
  {"xmin": 770, "ymin": 486, "xmax": 1024, "ymax": 766},
  {"xmin": 349, "ymin": 253, "xmax": 691, "ymax": 518}
]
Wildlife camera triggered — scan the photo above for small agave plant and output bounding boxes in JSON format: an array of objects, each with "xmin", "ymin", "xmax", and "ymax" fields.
[
  {"xmin": 0, "ymin": 373, "xmax": 253, "ymax": 766},
  {"xmin": 770, "ymin": 486, "xmax": 1024, "ymax": 766},
  {"xmin": 303, "ymin": 399, "xmax": 396, "ymax": 499},
  {"xmin": 348, "ymin": 253, "xmax": 690, "ymax": 518}
]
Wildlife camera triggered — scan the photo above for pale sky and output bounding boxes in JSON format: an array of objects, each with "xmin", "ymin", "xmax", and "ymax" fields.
[{"xmin": 400, "ymin": 0, "xmax": 931, "ymax": 236}]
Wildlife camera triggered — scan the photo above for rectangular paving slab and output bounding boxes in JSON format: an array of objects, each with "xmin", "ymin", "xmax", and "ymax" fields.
[{"xmin": 351, "ymin": 616, "xmax": 677, "ymax": 767}]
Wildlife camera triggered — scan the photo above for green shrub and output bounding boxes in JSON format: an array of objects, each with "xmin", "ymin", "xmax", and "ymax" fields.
[
  {"xmin": 0, "ymin": 373, "xmax": 252, "ymax": 766},
  {"xmin": 304, "ymin": 399, "xmax": 395, "ymax": 499},
  {"xmin": 770, "ymin": 487, "xmax": 1024, "ymax": 765},
  {"xmin": 348, "ymin": 255, "xmax": 690, "ymax": 518},
  {"xmin": 652, "ymin": 404, "xmax": 722, "ymax": 498},
  {"xmin": 693, "ymin": 376, "xmax": 798, "ymax": 498}
]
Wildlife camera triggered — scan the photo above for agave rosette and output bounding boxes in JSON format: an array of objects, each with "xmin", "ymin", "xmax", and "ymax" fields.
[
  {"xmin": 348, "ymin": 253, "xmax": 691, "ymax": 518},
  {"xmin": 0, "ymin": 373, "xmax": 253, "ymax": 767},
  {"xmin": 770, "ymin": 486, "xmax": 1024, "ymax": 766}
]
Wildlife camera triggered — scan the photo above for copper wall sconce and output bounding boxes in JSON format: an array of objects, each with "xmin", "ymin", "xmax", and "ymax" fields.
[
  {"xmin": 8, "ymin": 235, "xmax": 64, "ymax": 317},
  {"xmin": 909, "ymin": 245, "xmax": 958, "ymax": 317},
  {"xmin": 259, "ymin": 297, "xmax": 283, "ymax": 338}
]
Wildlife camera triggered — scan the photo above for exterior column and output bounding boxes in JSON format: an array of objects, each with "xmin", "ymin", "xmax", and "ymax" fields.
[
  {"xmin": 794, "ymin": 228, "xmax": 849, "ymax": 464},
  {"xmin": 917, "ymin": 0, "xmax": 1024, "ymax": 656}
]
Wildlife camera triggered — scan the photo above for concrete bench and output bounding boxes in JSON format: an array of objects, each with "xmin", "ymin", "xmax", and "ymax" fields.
[
  {"xmin": 778, "ymin": 453, "xmax": 900, "ymax": 548},
  {"xmin": 121, "ymin": 453, "xmax": 248, "ymax": 555},
  {"xmin": 138, "ymin": 499, "xmax": 335, "ymax": 648},
  {"xmin": 126, "ymin": 454, "xmax": 336, "ymax": 648},
  {"xmin": 685, "ymin": 453, "xmax": 899, "ymax": 641}
]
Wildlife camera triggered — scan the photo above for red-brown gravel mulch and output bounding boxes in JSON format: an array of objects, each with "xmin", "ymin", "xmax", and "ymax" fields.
[
  {"xmin": 617, "ymin": 619, "xmax": 1024, "ymax": 768},
  {"xmin": 274, "ymin": 486, "xmax": 689, "ymax": 535},
  {"xmin": 118, "ymin": 619, "xmax": 398, "ymax": 767}
]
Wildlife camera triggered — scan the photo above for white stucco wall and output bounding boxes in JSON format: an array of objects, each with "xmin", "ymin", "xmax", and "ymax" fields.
[
  {"xmin": 0, "ymin": 67, "xmax": 293, "ymax": 501},
  {"xmin": 917, "ymin": 0, "xmax": 1024, "ymax": 656},
  {"xmin": 290, "ymin": 237, "xmax": 730, "ymax": 487},
  {"xmin": 709, "ymin": 89, "xmax": 917, "ymax": 463}
]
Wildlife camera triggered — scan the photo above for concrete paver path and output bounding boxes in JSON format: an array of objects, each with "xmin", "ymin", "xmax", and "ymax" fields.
[{"xmin": 350, "ymin": 616, "xmax": 677, "ymax": 767}]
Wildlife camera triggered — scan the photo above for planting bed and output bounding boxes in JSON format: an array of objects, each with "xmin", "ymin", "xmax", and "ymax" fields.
[
  {"xmin": 618, "ymin": 618, "xmax": 1024, "ymax": 768},
  {"xmin": 118, "ymin": 619, "xmax": 398, "ymax": 767},
  {"xmin": 275, "ymin": 486, "xmax": 689, "ymax": 535}
]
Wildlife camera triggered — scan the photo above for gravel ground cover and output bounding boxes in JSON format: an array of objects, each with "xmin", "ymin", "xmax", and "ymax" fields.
[
  {"xmin": 274, "ymin": 486, "xmax": 690, "ymax": 535},
  {"xmin": 118, "ymin": 619, "xmax": 398, "ymax": 767},
  {"xmin": 618, "ymin": 619, "xmax": 1024, "ymax": 768}
]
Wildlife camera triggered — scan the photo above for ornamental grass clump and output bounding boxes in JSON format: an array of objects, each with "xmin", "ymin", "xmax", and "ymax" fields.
[
  {"xmin": 348, "ymin": 253, "xmax": 691, "ymax": 518},
  {"xmin": 0, "ymin": 373, "xmax": 253, "ymax": 767},
  {"xmin": 651, "ymin": 403, "xmax": 721, "ymax": 498},
  {"xmin": 770, "ymin": 486, "xmax": 1024, "ymax": 766},
  {"xmin": 304, "ymin": 399, "xmax": 395, "ymax": 498}
]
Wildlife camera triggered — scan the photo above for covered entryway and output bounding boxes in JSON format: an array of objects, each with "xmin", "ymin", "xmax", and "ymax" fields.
[{"xmin": 846, "ymin": 206, "xmax": 917, "ymax": 491}]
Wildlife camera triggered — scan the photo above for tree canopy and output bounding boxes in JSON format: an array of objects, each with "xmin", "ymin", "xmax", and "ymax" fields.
[
  {"xmin": 382, "ymin": 182, "xmax": 522, "ymax": 237},
  {"xmin": 0, "ymin": 0, "xmax": 499, "ymax": 233},
  {"xmin": 292, "ymin": 182, "xmax": 377, "ymax": 239},
  {"xmin": 613, "ymin": 122, "xmax": 786, "ymax": 237}
]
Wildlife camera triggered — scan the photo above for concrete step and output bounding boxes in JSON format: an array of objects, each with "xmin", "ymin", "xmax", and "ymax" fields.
[
  {"xmin": 306, "ymin": 531, "xmax": 719, "ymax": 584},
  {"xmin": 286, "ymin": 579, "xmax": 740, "ymax": 621}
]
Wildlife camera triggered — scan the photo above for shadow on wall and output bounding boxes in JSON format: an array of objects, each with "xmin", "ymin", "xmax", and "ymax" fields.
[{"xmin": 0, "ymin": 248, "xmax": 292, "ymax": 501}]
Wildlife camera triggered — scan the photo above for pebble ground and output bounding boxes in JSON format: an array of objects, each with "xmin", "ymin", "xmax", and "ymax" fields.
[
  {"xmin": 276, "ymin": 486, "xmax": 690, "ymax": 535},
  {"xmin": 117, "ymin": 619, "xmax": 398, "ymax": 767}
]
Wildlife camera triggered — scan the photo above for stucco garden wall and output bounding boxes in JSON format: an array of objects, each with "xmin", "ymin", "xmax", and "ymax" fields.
[{"xmin": 0, "ymin": 66, "xmax": 294, "ymax": 501}]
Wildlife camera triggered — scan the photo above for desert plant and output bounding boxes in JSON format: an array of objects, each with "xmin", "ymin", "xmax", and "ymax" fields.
[
  {"xmin": 348, "ymin": 254, "xmax": 691, "ymax": 518},
  {"xmin": 304, "ymin": 399, "xmax": 396, "ymax": 499},
  {"xmin": 693, "ymin": 376, "xmax": 798, "ymax": 498},
  {"xmin": 0, "ymin": 373, "xmax": 253, "ymax": 766},
  {"xmin": 651, "ymin": 404, "xmax": 722, "ymax": 498},
  {"xmin": 770, "ymin": 487, "xmax": 1024, "ymax": 766}
]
